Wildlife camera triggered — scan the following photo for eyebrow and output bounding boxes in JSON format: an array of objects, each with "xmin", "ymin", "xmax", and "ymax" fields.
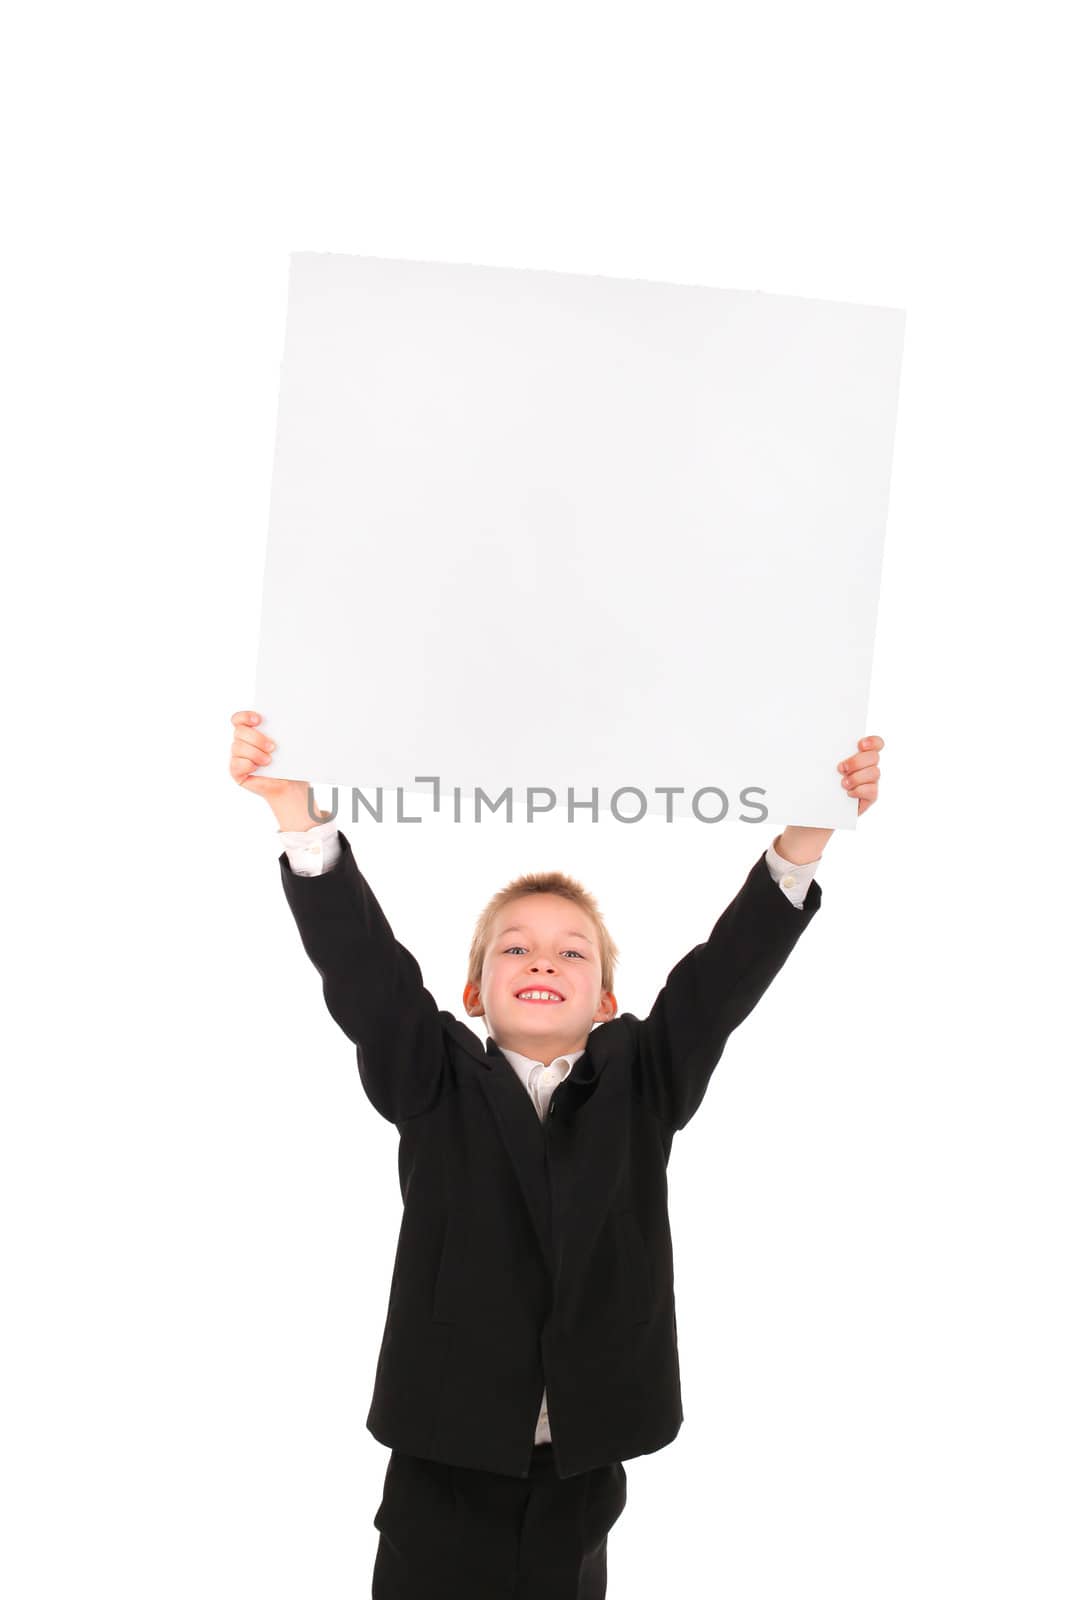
[{"xmin": 497, "ymin": 926, "xmax": 594, "ymax": 944}]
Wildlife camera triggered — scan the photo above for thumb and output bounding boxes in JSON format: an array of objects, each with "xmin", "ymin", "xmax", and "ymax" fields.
[{"xmin": 237, "ymin": 773, "xmax": 277, "ymax": 798}]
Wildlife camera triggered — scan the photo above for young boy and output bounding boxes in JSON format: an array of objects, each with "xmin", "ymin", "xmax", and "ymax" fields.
[{"xmin": 229, "ymin": 709, "xmax": 882, "ymax": 1598}]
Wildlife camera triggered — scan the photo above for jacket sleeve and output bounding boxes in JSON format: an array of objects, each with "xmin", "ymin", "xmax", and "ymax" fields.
[
  {"xmin": 631, "ymin": 852, "xmax": 823, "ymax": 1134},
  {"xmin": 279, "ymin": 829, "xmax": 445, "ymax": 1124}
]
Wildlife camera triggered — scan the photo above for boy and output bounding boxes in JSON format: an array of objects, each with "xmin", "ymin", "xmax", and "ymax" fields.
[{"xmin": 229, "ymin": 708, "xmax": 883, "ymax": 1598}]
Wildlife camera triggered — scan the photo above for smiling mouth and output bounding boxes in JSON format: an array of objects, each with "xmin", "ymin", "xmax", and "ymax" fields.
[{"xmin": 515, "ymin": 991, "xmax": 564, "ymax": 1004}]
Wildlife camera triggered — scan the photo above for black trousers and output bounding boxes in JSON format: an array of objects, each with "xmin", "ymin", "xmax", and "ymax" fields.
[{"xmin": 371, "ymin": 1441, "xmax": 628, "ymax": 1598}]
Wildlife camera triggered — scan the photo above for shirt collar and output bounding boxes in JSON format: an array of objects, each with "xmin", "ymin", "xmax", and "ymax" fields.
[{"xmin": 494, "ymin": 1043, "xmax": 585, "ymax": 1081}]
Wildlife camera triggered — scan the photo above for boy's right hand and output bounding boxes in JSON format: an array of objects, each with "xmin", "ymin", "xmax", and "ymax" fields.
[{"xmin": 229, "ymin": 709, "xmax": 329, "ymax": 830}]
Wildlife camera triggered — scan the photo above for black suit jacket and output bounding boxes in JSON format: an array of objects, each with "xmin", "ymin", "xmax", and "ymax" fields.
[{"xmin": 279, "ymin": 831, "xmax": 822, "ymax": 1479}]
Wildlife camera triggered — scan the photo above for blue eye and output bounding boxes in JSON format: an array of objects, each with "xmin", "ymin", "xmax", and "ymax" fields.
[{"xmin": 504, "ymin": 946, "xmax": 585, "ymax": 958}]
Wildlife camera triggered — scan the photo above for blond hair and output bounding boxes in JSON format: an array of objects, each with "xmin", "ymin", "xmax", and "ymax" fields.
[{"xmin": 467, "ymin": 869, "xmax": 620, "ymax": 996}]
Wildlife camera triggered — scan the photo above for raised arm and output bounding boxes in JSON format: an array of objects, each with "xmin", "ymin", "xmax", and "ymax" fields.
[
  {"xmin": 631, "ymin": 850, "xmax": 823, "ymax": 1135},
  {"xmin": 229, "ymin": 709, "xmax": 444, "ymax": 1124},
  {"xmin": 278, "ymin": 830, "xmax": 445, "ymax": 1124}
]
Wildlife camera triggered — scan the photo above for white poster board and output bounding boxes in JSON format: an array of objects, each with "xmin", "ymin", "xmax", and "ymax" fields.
[{"xmin": 254, "ymin": 253, "xmax": 905, "ymax": 828}]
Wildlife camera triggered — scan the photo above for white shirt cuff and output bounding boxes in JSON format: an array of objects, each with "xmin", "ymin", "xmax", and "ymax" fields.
[
  {"xmin": 764, "ymin": 835, "xmax": 821, "ymax": 909},
  {"xmin": 278, "ymin": 818, "xmax": 342, "ymax": 876}
]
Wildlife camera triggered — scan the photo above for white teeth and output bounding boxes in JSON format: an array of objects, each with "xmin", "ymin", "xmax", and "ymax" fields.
[{"xmin": 517, "ymin": 991, "xmax": 562, "ymax": 1002}]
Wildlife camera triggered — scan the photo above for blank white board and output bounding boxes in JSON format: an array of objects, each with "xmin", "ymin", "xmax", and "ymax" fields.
[{"xmin": 254, "ymin": 253, "xmax": 905, "ymax": 828}]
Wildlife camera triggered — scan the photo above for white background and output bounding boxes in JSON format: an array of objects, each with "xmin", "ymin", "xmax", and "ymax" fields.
[{"xmin": 3, "ymin": 4, "xmax": 1064, "ymax": 1597}]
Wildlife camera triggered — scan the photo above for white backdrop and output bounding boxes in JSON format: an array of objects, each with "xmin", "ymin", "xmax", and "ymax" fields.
[
  {"xmin": 254, "ymin": 252, "xmax": 904, "ymax": 826},
  {"xmin": 4, "ymin": 4, "xmax": 1065, "ymax": 1598}
]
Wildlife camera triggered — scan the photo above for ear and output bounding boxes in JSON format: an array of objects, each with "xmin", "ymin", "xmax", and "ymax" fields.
[
  {"xmin": 597, "ymin": 990, "xmax": 618, "ymax": 1021},
  {"xmin": 463, "ymin": 981, "xmax": 483, "ymax": 1017}
]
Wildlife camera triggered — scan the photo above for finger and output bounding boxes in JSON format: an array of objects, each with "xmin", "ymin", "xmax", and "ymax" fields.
[
  {"xmin": 231, "ymin": 710, "xmax": 263, "ymax": 729},
  {"xmin": 845, "ymin": 779, "xmax": 879, "ymax": 801},
  {"xmin": 837, "ymin": 735, "xmax": 883, "ymax": 771},
  {"xmin": 230, "ymin": 753, "xmax": 271, "ymax": 779},
  {"xmin": 839, "ymin": 758, "xmax": 879, "ymax": 786},
  {"xmin": 838, "ymin": 750, "xmax": 880, "ymax": 776},
  {"xmin": 841, "ymin": 765, "xmax": 879, "ymax": 791},
  {"xmin": 232, "ymin": 726, "xmax": 275, "ymax": 758},
  {"xmin": 231, "ymin": 736, "xmax": 273, "ymax": 766}
]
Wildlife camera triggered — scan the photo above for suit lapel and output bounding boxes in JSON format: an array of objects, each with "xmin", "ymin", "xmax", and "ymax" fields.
[
  {"xmin": 440, "ymin": 1013, "xmax": 558, "ymax": 1273},
  {"xmin": 439, "ymin": 1012, "xmax": 627, "ymax": 1305}
]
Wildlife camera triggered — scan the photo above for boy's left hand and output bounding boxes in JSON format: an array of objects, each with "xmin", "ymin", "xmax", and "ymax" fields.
[{"xmin": 838, "ymin": 735, "xmax": 884, "ymax": 817}]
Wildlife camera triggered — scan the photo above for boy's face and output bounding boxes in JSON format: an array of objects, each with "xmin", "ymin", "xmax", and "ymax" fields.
[{"xmin": 464, "ymin": 893, "xmax": 616, "ymax": 1062}]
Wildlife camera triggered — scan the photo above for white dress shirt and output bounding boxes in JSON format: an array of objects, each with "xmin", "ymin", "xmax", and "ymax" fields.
[{"xmin": 276, "ymin": 818, "xmax": 821, "ymax": 1444}]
